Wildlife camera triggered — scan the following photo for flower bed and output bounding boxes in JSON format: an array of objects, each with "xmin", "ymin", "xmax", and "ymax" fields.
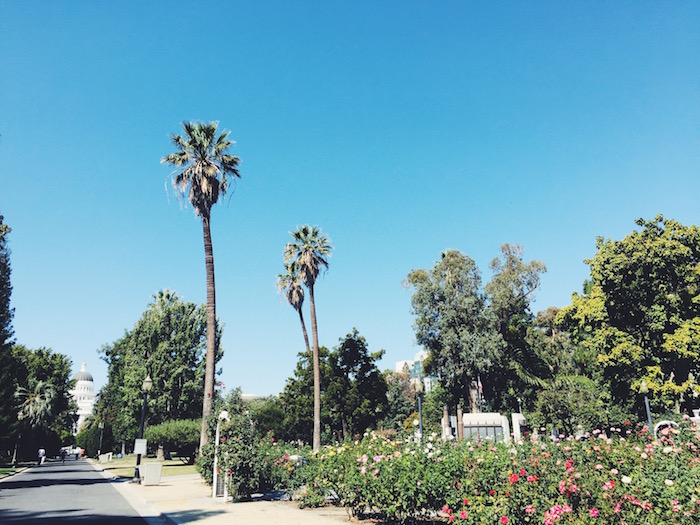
[{"xmin": 297, "ymin": 420, "xmax": 700, "ymax": 524}]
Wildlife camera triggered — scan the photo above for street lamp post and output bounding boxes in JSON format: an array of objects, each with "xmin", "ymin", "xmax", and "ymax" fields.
[
  {"xmin": 212, "ymin": 410, "xmax": 230, "ymax": 499},
  {"xmin": 132, "ymin": 374, "xmax": 153, "ymax": 483},
  {"xmin": 640, "ymin": 380, "xmax": 653, "ymax": 432}
]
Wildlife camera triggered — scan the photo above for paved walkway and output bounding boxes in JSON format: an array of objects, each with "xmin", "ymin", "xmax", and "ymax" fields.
[{"xmin": 90, "ymin": 461, "xmax": 351, "ymax": 525}]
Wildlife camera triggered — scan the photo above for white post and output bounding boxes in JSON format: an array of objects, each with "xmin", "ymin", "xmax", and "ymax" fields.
[
  {"xmin": 212, "ymin": 418, "xmax": 221, "ymax": 499},
  {"xmin": 212, "ymin": 410, "xmax": 230, "ymax": 499}
]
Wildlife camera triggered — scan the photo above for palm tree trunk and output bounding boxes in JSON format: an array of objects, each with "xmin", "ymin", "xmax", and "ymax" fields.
[
  {"xmin": 308, "ymin": 284, "xmax": 321, "ymax": 452},
  {"xmin": 297, "ymin": 308, "xmax": 311, "ymax": 354},
  {"xmin": 200, "ymin": 215, "xmax": 217, "ymax": 452}
]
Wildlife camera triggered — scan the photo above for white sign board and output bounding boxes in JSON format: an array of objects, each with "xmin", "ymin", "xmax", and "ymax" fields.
[{"xmin": 134, "ymin": 438, "xmax": 147, "ymax": 456}]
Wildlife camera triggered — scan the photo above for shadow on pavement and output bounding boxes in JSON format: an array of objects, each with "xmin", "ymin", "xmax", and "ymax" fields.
[
  {"xmin": 0, "ymin": 476, "xmax": 113, "ymax": 491},
  {"xmin": 159, "ymin": 509, "xmax": 226, "ymax": 522},
  {"xmin": 0, "ymin": 509, "xmax": 148, "ymax": 524}
]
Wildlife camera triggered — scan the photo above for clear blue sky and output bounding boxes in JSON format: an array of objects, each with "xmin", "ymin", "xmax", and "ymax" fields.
[{"xmin": 1, "ymin": 1, "xmax": 698, "ymax": 396}]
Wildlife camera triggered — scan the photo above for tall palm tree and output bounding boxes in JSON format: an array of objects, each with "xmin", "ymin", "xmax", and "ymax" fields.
[
  {"xmin": 283, "ymin": 225, "xmax": 332, "ymax": 452},
  {"xmin": 277, "ymin": 262, "xmax": 311, "ymax": 354},
  {"xmin": 162, "ymin": 121, "xmax": 241, "ymax": 451}
]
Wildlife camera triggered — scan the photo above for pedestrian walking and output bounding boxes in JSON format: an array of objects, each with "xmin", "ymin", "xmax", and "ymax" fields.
[
  {"xmin": 37, "ymin": 448, "xmax": 46, "ymax": 465},
  {"xmin": 60, "ymin": 448, "xmax": 67, "ymax": 464}
]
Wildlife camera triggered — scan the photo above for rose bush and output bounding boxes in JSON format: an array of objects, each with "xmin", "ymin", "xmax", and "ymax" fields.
[{"xmin": 295, "ymin": 420, "xmax": 699, "ymax": 524}]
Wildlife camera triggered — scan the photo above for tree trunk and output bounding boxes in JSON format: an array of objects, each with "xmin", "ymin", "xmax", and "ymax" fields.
[
  {"xmin": 200, "ymin": 215, "xmax": 217, "ymax": 452},
  {"xmin": 297, "ymin": 308, "xmax": 311, "ymax": 353},
  {"xmin": 308, "ymin": 284, "xmax": 321, "ymax": 452}
]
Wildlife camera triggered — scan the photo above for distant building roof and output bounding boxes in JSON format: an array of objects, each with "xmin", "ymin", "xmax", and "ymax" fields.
[{"xmin": 72, "ymin": 361, "xmax": 94, "ymax": 382}]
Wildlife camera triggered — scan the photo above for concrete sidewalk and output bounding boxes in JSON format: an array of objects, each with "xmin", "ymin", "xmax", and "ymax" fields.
[{"xmin": 91, "ymin": 462, "xmax": 351, "ymax": 525}]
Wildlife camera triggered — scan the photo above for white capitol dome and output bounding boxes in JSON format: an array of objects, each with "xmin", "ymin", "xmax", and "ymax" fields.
[{"xmin": 70, "ymin": 361, "xmax": 96, "ymax": 433}]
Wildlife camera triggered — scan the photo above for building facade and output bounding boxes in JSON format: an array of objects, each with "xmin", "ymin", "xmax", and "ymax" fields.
[
  {"xmin": 70, "ymin": 361, "xmax": 96, "ymax": 433},
  {"xmin": 395, "ymin": 349, "xmax": 436, "ymax": 393}
]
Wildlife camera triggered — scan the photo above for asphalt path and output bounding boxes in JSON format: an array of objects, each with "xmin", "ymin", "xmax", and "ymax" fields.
[{"xmin": 0, "ymin": 457, "xmax": 149, "ymax": 524}]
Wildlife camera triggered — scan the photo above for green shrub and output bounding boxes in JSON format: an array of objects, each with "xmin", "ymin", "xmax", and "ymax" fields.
[{"xmin": 144, "ymin": 419, "xmax": 199, "ymax": 463}]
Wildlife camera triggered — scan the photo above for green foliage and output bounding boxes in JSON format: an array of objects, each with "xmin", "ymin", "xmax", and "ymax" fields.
[
  {"xmin": 380, "ymin": 369, "xmax": 417, "ymax": 433},
  {"xmin": 75, "ymin": 421, "xmax": 112, "ymax": 457},
  {"xmin": 558, "ymin": 216, "xmax": 700, "ymax": 418},
  {"xmin": 406, "ymin": 250, "xmax": 504, "ymax": 410},
  {"xmin": 277, "ymin": 347, "xmax": 332, "ymax": 443},
  {"xmin": 296, "ymin": 421, "xmax": 700, "ymax": 524},
  {"xmin": 196, "ymin": 389, "xmax": 309, "ymax": 499},
  {"xmin": 144, "ymin": 419, "xmax": 199, "ymax": 463},
  {"xmin": 326, "ymin": 329, "xmax": 388, "ymax": 440},
  {"xmin": 273, "ymin": 331, "xmax": 388, "ymax": 444},
  {"xmin": 97, "ymin": 290, "xmax": 221, "ymax": 446},
  {"xmin": 0, "ymin": 215, "xmax": 16, "ymax": 457},
  {"xmin": 247, "ymin": 396, "xmax": 287, "ymax": 440},
  {"xmin": 483, "ymin": 244, "xmax": 548, "ymax": 412},
  {"xmin": 10, "ymin": 345, "xmax": 77, "ymax": 459}
]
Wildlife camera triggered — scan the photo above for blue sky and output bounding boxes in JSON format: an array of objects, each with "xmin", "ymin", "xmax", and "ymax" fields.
[{"xmin": 1, "ymin": 1, "xmax": 698, "ymax": 396}]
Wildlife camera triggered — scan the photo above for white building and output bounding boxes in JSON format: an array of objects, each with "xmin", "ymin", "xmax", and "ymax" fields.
[
  {"xmin": 70, "ymin": 361, "xmax": 97, "ymax": 433},
  {"xmin": 395, "ymin": 349, "xmax": 436, "ymax": 393}
]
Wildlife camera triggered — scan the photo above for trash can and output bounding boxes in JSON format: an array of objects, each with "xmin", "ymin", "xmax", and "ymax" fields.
[
  {"xmin": 142, "ymin": 463, "xmax": 163, "ymax": 486},
  {"xmin": 99, "ymin": 453, "xmax": 110, "ymax": 464}
]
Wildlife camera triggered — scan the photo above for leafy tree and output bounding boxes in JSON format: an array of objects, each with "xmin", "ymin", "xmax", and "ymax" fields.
[
  {"xmin": 381, "ymin": 369, "xmax": 417, "ymax": 434},
  {"xmin": 162, "ymin": 121, "xmax": 241, "ymax": 450},
  {"xmin": 406, "ymin": 250, "xmax": 503, "ymax": 412},
  {"xmin": 483, "ymin": 244, "xmax": 548, "ymax": 411},
  {"xmin": 326, "ymin": 329, "xmax": 387, "ymax": 440},
  {"xmin": 277, "ymin": 347, "xmax": 332, "ymax": 443},
  {"xmin": 247, "ymin": 396, "xmax": 287, "ymax": 440},
  {"xmin": 75, "ymin": 416, "xmax": 113, "ymax": 458},
  {"xmin": 98, "ymin": 291, "xmax": 220, "ymax": 448},
  {"xmin": 283, "ymin": 225, "xmax": 333, "ymax": 452},
  {"xmin": 526, "ymin": 308, "xmax": 607, "ymax": 433},
  {"xmin": 558, "ymin": 215, "xmax": 700, "ymax": 419},
  {"xmin": 0, "ymin": 215, "xmax": 16, "ymax": 457},
  {"xmin": 10, "ymin": 346, "xmax": 76, "ymax": 461}
]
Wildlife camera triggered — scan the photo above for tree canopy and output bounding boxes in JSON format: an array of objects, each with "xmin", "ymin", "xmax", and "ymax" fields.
[
  {"xmin": 406, "ymin": 250, "xmax": 503, "ymax": 411},
  {"xmin": 558, "ymin": 215, "xmax": 700, "ymax": 417},
  {"xmin": 0, "ymin": 215, "xmax": 16, "ymax": 455},
  {"xmin": 97, "ymin": 290, "xmax": 221, "ymax": 448}
]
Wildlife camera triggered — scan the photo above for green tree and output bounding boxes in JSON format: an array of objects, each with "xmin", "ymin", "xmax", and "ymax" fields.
[
  {"xmin": 381, "ymin": 369, "xmax": 417, "ymax": 434},
  {"xmin": 558, "ymin": 215, "xmax": 700, "ymax": 419},
  {"xmin": 247, "ymin": 396, "xmax": 286, "ymax": 440},
  {"xmin": 0, "ymin": 215, "xmax": 16, "ymax": 457},
  {"xmin": 483, "ymin": 244, "xmax": 548, "ymax": 411},
  {"xmin": 526, "ymin": 308, "xmax": 606, "ymax": 433},
  {"xmin": 11, "ymin": 346, "xmax": 76, "ymax": 461},
  {"xmin": 283, "ymin": 225, "xmax": 333, "ymax": 452},
  {"xmin": 406, "ymin": 250, "xmax": 503, "ymax": 412},
  {"xmin": 98, "ymin": 291, "xmax": 219, "ymax": 448},
  {"xmin": 326, "ymin": 329, "xmax": 388, "ymax": 440},
  {"xmin": 162, "ymin": 121, "xmax": 241, "ymax": 450},
  {"xmin": 278, "ymin": 347, "xmax": 332, "ymax": 443}
]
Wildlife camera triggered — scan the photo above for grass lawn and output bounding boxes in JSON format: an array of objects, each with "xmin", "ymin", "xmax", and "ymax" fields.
[
  {"xmin": 0, "ymin": 466, "xmax": 16, "ymax": 477},
  {"xmin": 0, "ymin": 461, "xmax": 34, "ymax": 478},
  {"xmin": 97, "ymin": 455, "xmax": 199, "ymax": 479}
]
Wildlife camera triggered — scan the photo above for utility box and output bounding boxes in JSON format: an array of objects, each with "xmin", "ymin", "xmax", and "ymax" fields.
[{"xmin": 142, "ymin": 463, "xmax": 163, "ymax": 486}]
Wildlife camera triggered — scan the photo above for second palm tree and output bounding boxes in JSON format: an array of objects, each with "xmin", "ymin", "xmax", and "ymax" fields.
[{"xmin": 283, "ymin": 225, "xmax": 332, "ymax": 452}]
